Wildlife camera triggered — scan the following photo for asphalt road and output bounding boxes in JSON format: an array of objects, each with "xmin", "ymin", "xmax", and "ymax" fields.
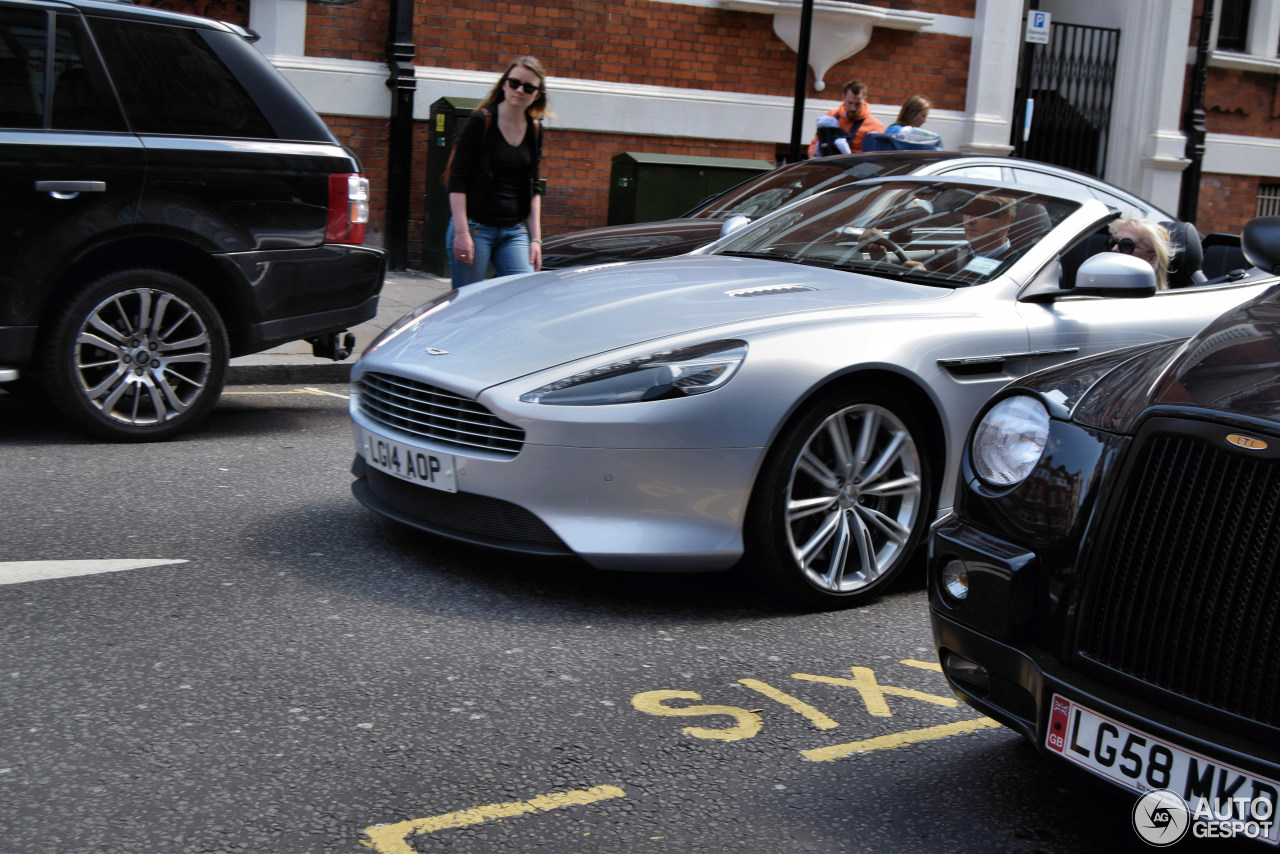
[{"xmin": 0, "ymin": 385, "xmax": 1250, "ymax": 853}]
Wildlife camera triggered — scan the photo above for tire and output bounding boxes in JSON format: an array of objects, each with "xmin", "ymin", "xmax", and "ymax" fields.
[
  {"xmin": 43, "ymin": 268, "xmax": 229, "ymax": 442},
  {"xmin": 745, "ymin": 387, "xmax": 933, "ymax": 609}
]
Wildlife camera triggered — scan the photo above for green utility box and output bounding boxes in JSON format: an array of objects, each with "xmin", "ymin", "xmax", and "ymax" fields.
[
  {"xmin": 422, "ymin": 96, "xmax": 482, "ymax": 276},
  {"xmin": 606, "ymin": 152, "xmax": 774, "ymax": 225}
]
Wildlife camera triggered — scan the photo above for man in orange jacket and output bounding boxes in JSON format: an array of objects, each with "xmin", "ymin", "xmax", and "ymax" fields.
[{"xmin": 808, "ymin": 80, "xmax": 885, "ymax": 157}]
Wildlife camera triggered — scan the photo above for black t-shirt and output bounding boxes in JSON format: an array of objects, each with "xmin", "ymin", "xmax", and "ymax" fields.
[{"xmin": 470, "ymin": 133, "xmax": 534, "ymax": 227}]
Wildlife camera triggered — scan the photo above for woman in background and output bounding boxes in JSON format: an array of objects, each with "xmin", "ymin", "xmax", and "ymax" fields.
[
  {"xmin": 885, "ymin": 94, "xmax": 931, "ymax": 135},
  {"xmin": 446, "ymin": 56, "xmax": 549, "ymax": 287}
]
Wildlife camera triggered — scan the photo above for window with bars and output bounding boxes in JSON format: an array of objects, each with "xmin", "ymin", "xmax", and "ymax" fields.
[{"xmin": 1256, "ymin": 183, "xmax": 1280, "ymax": 217}]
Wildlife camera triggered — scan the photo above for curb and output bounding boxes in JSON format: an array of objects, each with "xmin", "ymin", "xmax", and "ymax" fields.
[{"xmin": 226, "ymin": 361, "xmax": 354, "ymax": 386}]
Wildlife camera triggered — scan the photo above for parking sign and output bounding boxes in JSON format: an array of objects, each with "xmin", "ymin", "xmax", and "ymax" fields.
[{"xmin": 1026, "ymin": 10, "xmax": 1050, "ymax": 44}]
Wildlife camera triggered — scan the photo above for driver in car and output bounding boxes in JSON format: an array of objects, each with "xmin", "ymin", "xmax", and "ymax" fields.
[{"xmin": 866, "ymin": 194, "xmax": 1017, "ymax": 277}]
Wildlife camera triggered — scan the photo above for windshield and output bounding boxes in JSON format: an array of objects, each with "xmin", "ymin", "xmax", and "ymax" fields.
[
  {"xmin": 711, "ymin": 180, "xmax": 1082, "ymax": 287},
  {"xmin": 692, "ymin": 154, "xmax": 955, "ymax": 220}
]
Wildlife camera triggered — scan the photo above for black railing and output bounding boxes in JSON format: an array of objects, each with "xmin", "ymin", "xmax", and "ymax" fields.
[{"xmin": 1015, "ymin": 22, "xmax": 1120, "ymax": 178}]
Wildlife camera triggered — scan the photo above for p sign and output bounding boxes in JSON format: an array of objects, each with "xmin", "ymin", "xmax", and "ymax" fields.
[{"xmin": 1026, "ymin": 10, "xmax": 1050, "ymax": 44}]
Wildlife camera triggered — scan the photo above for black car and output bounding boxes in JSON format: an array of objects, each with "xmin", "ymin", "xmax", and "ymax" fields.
[
  {"xmin": 540, "ymin": 151, "xmax": 1185, "ymax": 270},
  {"xmin": 1, "ymin": 0, "xmax": 385, "ymax": 440},
  {"xmin": 929, "ymin": 217, "xmax": 1280, "ymax": 845}
]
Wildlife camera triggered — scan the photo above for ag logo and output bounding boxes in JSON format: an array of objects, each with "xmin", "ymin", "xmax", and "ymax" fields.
[{"xmin": 1133, "ymin": 788, "xmax": 1190, "ymax": 846}]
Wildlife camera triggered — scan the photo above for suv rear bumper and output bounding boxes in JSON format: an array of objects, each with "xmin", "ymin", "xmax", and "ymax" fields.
[{"xmin": 217, "ymin": 244, "xmax": 387, "ymax": 355}]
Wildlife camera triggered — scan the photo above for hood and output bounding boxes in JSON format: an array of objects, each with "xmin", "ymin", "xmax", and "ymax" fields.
[
  {"xmin": 541, "ymin": 219, "xmax": 724, "ymax": 268},
  {"xmin": 1147, "ymin": 284, "xmax": 1280, "ymax": 423},
  {"xmin": 363, "ymin": 255, "xmax": 950, "ymax": 393},
  {"xmin": 1067, "ymin": 284, "xmax": 1280, "ymax": 432}
]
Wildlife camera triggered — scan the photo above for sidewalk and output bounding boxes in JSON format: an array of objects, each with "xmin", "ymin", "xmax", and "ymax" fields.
[{"xmin": 227, "ymin": 270, "xmax": 451, "ymax": 385}]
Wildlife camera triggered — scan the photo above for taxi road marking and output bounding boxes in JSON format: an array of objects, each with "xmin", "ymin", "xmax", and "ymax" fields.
[
  {"xmin": 222, "ymin": 387, "xmax": 348, "ymax": 399},
  {"xmin": 361, "ymin": 785, "xmax": 626, "ymax": 853},
  {"xmin": 0, "ymin": 559, "xmax": 188, "ymax": 586},
  {"xmin": 802, "ymin": 716, "xmax": 1003, "ymax": 762}
]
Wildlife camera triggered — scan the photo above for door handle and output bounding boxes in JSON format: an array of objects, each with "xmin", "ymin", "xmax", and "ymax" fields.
[{"xmin": 35, "ymin": 180, "xmax": 106, "ymax": 200}]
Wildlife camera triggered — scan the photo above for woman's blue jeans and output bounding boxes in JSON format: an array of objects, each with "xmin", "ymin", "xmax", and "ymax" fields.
[{"xmin": 447, "ymin": 219, "xmax": 532, "ymax": 287}]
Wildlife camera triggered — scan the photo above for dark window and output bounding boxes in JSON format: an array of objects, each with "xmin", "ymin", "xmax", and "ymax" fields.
[
  {"xmin": 88, "ymin": 17, "xmax": 275, "ymax": 138},
  {"xmin": 0, "ymin": 9, "xmax": 48, "ymax": 128},
  {"xmin": 50, "ymin": 14, "xmax": 127, "ymax": 132},
  {"xmin": 1217, "ymin": 0, "xmax": 1251, "ymax": 52},
  {"xmin": 0, "ymin": 9, "xmax": 124, "ymax": 131}
]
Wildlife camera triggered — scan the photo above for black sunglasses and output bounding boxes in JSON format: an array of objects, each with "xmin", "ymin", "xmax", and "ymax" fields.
[
  {"xmin": 1105, "ymin": 235, "xmax": 1144, "ymax": 255},
  {"xmin": 506, "ymin": 78, "xmax": 541, "ymax": 95}
]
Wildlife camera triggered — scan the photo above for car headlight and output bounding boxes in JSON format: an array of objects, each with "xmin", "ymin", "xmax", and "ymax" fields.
[
  {"xmin": 520, "ymin": 340, "xmax": 748, "ymax": 405},
  {"xmin": 971, "ymin": 395, "xmax": 1050, "ymax": 486}
]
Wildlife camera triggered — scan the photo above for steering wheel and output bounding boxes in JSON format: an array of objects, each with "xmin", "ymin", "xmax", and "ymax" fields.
[{"xmin": 855, "ymin": 233, "xmax": 910, "ymax": 265}]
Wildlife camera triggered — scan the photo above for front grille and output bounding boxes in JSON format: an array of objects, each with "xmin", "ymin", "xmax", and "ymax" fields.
[
  {"xmin": 1077, "ymin": 424, "xmax": 1280, "ymax": 728},
  {"xmin": 359, "ymin": 372, "xmax": 525, "ymax": 457}
]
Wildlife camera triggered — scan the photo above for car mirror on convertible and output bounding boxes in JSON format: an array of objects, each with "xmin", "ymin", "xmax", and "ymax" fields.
[
  {"xmin": 1070, "ymin": 252, "xmax": 1158, "ymax": 297},
  {"xmin": 719, "ymin": 215, "xmax": 752, "ymax": 238}
]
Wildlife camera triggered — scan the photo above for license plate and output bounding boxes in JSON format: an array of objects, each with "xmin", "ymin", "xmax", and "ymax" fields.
[
  {"xmin": 1047, "ymin": 694, "xmax": 1279, "ymax": 843},
  {"xmin": 363, "ymin": 430, "xmax": 457, "ymax": 493}
]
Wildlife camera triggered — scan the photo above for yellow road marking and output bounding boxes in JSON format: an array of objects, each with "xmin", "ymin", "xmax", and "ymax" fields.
[
  {"xmin": 739, "ymin": 678, "xmax": 839, "ymax": 730},
  {"xmin": 900, "ymin": 658, "xmax": 943, "ymax": 672},
  {"xmin": 361, "ymin": 785, "xmax": 626, "ymax": 853},
  {"xmin": 792, "ymin": 666, "xmax": 958, "ymax": 717},
  {"xmin": 802, "ymin": 716, "xmax": 1003, "ymax": 762}
]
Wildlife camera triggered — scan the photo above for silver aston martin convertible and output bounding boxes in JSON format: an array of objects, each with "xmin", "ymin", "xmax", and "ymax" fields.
[{"xmin": 349, "ymin": 177, "xmax": 1278, "ymax": 608}]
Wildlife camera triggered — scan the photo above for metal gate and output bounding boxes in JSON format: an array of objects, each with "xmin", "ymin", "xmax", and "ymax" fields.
[{"xmin": 1012, "ymin": 22, "xmax": 1120, "ymax": 178}]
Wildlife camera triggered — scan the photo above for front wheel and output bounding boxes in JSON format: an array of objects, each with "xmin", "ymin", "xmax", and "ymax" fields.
[
  {"xmin": 745, "ymin": 388, "xmax": 933, "ymax": 609},
  {"xmin": 44, "ymin": 268, "xmax": 228, "ymax": 441}
]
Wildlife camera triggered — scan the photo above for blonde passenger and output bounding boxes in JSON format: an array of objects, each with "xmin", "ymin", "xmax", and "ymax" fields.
[{"xmin": 1107, "ymin": 217, "xmax": 1173, "ymax": 290}]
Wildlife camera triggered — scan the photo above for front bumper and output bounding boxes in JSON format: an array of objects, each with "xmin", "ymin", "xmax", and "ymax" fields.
[
  {"xmin": 349, "ymin": 417, "xmax": 764, "ymax": 571},
  {"xmin": 929, "ymin": 516, "xmax": 1280, "ymax": 797}
]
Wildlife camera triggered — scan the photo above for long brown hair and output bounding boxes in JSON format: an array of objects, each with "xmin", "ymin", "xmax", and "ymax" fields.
[
  {"xmin": 894, "ymin": 94, "xmax": 931, "ymax": 128},
  {"xmin": 478, "ymin": 56, "xmax": 550, "ymax": 120}
]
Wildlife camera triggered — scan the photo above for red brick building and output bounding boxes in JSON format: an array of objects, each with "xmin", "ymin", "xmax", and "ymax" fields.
[{"xmin": 152, "ymin": 0, "xmax": 1280, "ymax": 266}]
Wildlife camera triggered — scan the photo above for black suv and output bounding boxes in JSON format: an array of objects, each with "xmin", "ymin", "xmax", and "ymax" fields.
[{"xmin": 0, "ymin": 0, "xmax": 385, "ymax": 440}]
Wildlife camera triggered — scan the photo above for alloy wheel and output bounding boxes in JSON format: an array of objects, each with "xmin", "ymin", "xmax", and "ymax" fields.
[{"xmin": 782, "ymin": 402, "xmax": 924, "ymax": 594}]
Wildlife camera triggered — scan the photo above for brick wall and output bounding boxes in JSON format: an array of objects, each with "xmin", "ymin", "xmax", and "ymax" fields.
[
  {"xmin": 140, "ymin": 0, "xmax": 971, "ymax": 263},
  {"xmin": 302, "ymin": 0, "xmax": 970, "ymax": 263},
  {"xmin": 1186, "ymin": 64, "xmax": 1280, "ymax": 234},
  {"xmin": 148, "ymin": 0, "xmax": 247, "ymax": 27},
  {"xmin": 1197, "ymin": 173, "xmax": 1262, "ymax": 236}
]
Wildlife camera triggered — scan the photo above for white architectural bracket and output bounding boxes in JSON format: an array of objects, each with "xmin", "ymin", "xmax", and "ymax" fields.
[{"xmin": 720, "ymin": 0, "xmax": 931, "ymax": 90}]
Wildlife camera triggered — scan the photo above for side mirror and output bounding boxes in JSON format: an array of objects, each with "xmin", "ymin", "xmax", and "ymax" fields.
[
  {"xmin": 720, "ymin": 215, "xmax": 751, "ymax": 238},
  {"xmin": 1070, "ymin": 252, "xmax": 1157, "ymax": 297}
]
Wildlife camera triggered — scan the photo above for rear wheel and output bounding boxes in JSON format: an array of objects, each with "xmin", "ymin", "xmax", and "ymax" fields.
[
  {"xmin": 746, "ymin": 387, "xmax": 932, "ymax": 609},
  {"xmin": 44, "ymin": 268, "xmax": 228, "ymax": 441}
]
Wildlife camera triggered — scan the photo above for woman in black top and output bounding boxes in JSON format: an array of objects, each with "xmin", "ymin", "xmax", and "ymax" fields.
[{"xmin": 446, "ymin": 56, "xmax": 548, "ymax": 286}]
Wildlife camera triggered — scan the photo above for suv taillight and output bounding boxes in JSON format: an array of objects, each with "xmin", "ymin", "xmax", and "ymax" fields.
[{"xmin": 325, "ymin": 173, "xmax": 369, "ymax": 244}]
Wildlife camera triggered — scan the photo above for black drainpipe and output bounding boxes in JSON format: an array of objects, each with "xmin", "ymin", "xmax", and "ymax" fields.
[
  {"xmin": 1179, "ymin": 1, "xmax": 1214, "ymax": 225},
  {"xmin": 384, "ymin": 0, "xmax": 416, "ymax": 270}
]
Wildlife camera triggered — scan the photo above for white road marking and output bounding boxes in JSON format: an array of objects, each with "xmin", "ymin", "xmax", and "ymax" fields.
[
  {"xmin": 304, "ymin": 387, "xmax": 349, "ymax": 399},
  {"xmin": 0, "ymin": 559, "xmax": 188, "ymax": 586}
]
